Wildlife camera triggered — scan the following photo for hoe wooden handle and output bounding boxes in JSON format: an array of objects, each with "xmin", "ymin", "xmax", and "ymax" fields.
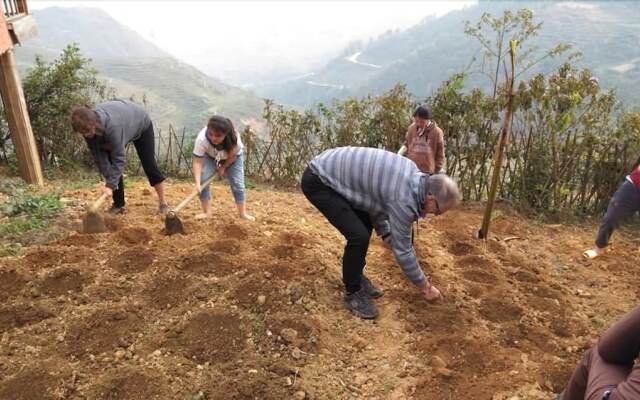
[
  {"xmin": 172, "ymin": 174, "xmax": 218, "ymax": 214},
  {"xmin": 89, "ymin": 192, "xmax": 110, "ymax": 213}
]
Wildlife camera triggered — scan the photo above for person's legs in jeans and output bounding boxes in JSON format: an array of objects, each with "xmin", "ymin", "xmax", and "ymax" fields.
[
  {"xmin": 196, "ymin": 155, "xmax": 217, "ymax": 219},
  {"xmin": 133, "ymin": 123, "xmax": 167, "ymax": 210},
  {"xmin": 595, "ymin": 181, "xmax": 640, "ymax": 249},
  {"xmin": 225, "ymin": 153, "xmax": 254, "ymax": 220}
]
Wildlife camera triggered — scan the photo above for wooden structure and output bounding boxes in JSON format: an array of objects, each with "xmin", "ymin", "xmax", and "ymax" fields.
[{"xmin": 0, "ymin": 0, "xmax": 42, "ymax": 185}]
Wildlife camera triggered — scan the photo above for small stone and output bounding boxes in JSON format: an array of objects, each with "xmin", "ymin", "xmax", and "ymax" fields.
[
  {"xmin": 197, "ymin": 365, "xmax": 204, "ymax": 370},
  {"xmin": 142, "ymin": 188, "xmax": 152, "ymax": 195},
  {"xmin": 114, "ymin": 350, "xmax": 126, "ymax": 360},
  {"xmin": 285, "ymin": 377, "xmax": 293, "ymax": 386},
  {"xmin": 509, "ymin": 370, "xmax": 518, "ymax": 376},
  {"xmin": 291, "ymin": 348, "xmax": 303, "ymax": 359},
  {"xmin": 264, "ymin": 272, "xmax": 273, "ymax": 279},
  {"xmin": 353, "ymin": 373, "xmax": 368, "ymax": 386},
  {"xmin": 257, "ymin": 295, "xmax": 266, "ymax": 305},
  {"xmin": 152, "ymin": 350, "xmax": 162, "ymax": 357},
  {"xmin": 25, "ymin": 345, "xmax": 38, "ymax": 354},
  {"xmin": 280, "ymin": 328, "xmax": 298, "ymax": 344},
  {"xmin": 293, "ymin": 391, "xmax": 306, "ymax": 400},
  {"xmin": 248, "ymin": 369, "xmax": 258, "ymax": 374},
  {"xmin": 430, "ymin": 355, "xmax": 447, "ymax": 369}
]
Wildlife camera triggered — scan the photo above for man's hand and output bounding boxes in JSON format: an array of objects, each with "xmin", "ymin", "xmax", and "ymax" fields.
[
  {"xmin": 195, "ymin": 181, "xmax": 202, "ymax": 193},
  {"xmin": 421, "ymin": 282, "xmax": 442, "ymax": 303},
  {"xmin": 217, "ymin": 166, "xmax": 226, "ymax": 178},
  {"xmin": 103, "ymin": 186, "xmax": 113, "ymax": 197}
]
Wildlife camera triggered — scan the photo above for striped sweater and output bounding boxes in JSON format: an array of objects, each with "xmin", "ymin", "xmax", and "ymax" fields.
[{"xmin": 308, "ymin": 146, "xmax": 429, "ymax": 286}]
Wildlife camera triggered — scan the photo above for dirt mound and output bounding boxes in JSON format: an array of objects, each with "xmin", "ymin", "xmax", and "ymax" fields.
[
  {"xmin": 166, "ymin": 310, "xmax": 244, "ymax": 364},
  {"xmin": 0, "ymin": 303, "xmax": 53, "ymax": 333},
  {"xmin": 402, "ymin": 300, "xmax": 467, "ymax": 334},
  {"xmin": 63, "ymin": 307, "xmax": 142, "ymax": 357},
  {"xmin": 271, "ymin": 232, "xmax": 308, "ymax": 259},
  {"xmin": 222, "ymin": 224, "xmax": 248, "ymax": 240},
  {"xmin": 207, "ymin": 371, "xmax": 292, "ymax": 400},
  {"xmin": 0, "ymin": 367, "xmax": 67, "ymax": 400},
  {"xmin": 448, "ymin": 240, "xmax": 480, "ymax": 256},
  {"xmin": 22, "ymin": 249, "xmax": 64, "ymax": 268},
  {"xmin": 178, "ymin": 252, "xmax": 236, "ymax": 276},
  {"xmin": 88, "ymin": 368, "xmax": 168, "ymax": 400},
  {"xmin": 38, "ymin": 267, "xmax": 91, "ymax": 296},
  {"xmin": 267, "ymin": 316, "xmax": 320, "ymax": 352},
  {"xmin": 56, "ymin": 233, "xmax": 96, "ymax": 247},
  {"xmin": 234, "ymin": 278, "xmax": 284, "ymax": 312},
  {"xmin": 455, "ymin": 254, "xmax": 498, "ymax": 270},
  {"xmin": 117, "ymin": 227, "xmax": 152, "ymax": 245},
  {"xmin": 110, "ymin": 247, "xmax": 154, "ymax": 274},
  {"xmin": 144, "ymin": 274, "xmax": 194, "ymax": 309},
  {"xmin": 420, "ymin": 334, "xmax": 508, "ymax": 375},
  {"xmin": 0, "ymin": 269, "xmax": 27, "ymax": 301},
  {"xmin": 462, "ymin": 269, "xmax": 496, "ymax": 284},
  {"xmin": 479, "ymin": 297, "xmax": 523, "ymax": 323},
  {"xmin": 211, "ymin": 238, "xmax": 241, "ymax": 254}
]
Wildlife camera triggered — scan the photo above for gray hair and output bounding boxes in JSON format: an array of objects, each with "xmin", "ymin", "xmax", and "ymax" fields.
[{"xmin": 426, "ymin": 174, "xmax": 461, "ymax": 213}]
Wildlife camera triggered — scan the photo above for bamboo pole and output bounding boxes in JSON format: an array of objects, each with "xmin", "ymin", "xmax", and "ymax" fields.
[{"xmin": 478, "ymin": 39, "xmax": 518, "ymax": 240}]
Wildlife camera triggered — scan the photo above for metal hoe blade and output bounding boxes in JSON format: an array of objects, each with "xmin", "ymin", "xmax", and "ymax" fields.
[
  {"xmin": 164, "ymin": 212, "xmax": 184, "ymax": 235},
  {"xmin": 82, "ymin": 210, "xmax": 107, "ymax": 234}
]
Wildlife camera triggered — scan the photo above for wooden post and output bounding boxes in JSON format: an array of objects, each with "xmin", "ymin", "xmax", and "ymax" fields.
[
  {"xmin": 0, "ymin": 47, "xmax": 43, "ymax": 186},
  {"xmin": 477, "ymin": 39, "xmax": 518, "ymax": 239}
]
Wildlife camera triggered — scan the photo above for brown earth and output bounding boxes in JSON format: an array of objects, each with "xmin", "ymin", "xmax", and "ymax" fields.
[{"xmin": 0, "ymin": 179, "xmax": 638, "ymax": 399}]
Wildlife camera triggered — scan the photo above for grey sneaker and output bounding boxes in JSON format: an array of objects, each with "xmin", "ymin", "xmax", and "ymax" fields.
[
  {"xmin": 108, "ymin": 206, "xmax": 126, "ymax": 215},
  {"xmin": 344, "ymin": 288, "xmax": 379, "ymax": 319},
  {"xmin": 361, "ymin": 275, "xmax": 384, "ymax": 298},
  {"xmin": 159, "ymin": 203, "xmax": 170, "ymax": 215}
]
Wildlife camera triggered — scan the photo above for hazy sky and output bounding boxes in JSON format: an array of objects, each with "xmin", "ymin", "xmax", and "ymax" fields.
[{"xmin": 30, "ymin": 1, "xmax": 475, "ymax": 85}]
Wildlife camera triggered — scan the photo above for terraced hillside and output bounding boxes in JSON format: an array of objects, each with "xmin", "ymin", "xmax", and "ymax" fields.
[{"xmin": 15, "ymin": 7, "xmax": 264, "ymax": 133}]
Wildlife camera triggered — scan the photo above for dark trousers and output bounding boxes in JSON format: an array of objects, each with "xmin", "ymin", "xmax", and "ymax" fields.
[
  {"xmin": 300, "ymin": 167, "xmax": 372, "ymax": 293},
  {"xmin": 561, "ymin": 306, "xmax": 640, "ymax": 400},
  {"xmin": 595, "ymin": 180, "xmax": 640, "ymax": 248},
  {"xmin": 112, "ymin": 122, "xmax": 165, "ymax": 208}
]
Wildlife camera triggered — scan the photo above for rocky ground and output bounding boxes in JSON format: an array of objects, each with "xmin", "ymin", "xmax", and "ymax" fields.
[{"xmin": 1, "ymin": 179, "xmax": 638, "ymax": 399}]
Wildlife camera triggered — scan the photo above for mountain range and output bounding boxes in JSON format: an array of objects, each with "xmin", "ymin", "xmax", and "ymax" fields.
[
  {"xmin": 255, "ymin": 1, "xmax": 640, "ymax": 108},
  {"xmin": 14, "ymin": 7, "xmax": 265, "ymax": 134}
]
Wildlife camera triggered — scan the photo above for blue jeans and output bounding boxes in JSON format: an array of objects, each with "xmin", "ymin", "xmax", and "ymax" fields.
[
  {"xmin": 199, "ymin": 153, "xmax": 246, "ymax": 204},
  {"xmin": 595, "ymin": 180, "xmax": 640, "ymax": 248}
]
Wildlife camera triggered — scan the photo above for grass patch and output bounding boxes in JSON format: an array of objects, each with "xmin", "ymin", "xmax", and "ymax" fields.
[
  {"xmin": 0, "ymin": 192, "xmax": 64, "ymax": 239},
  {"xmin": 0, "ymin": 216, "xmax": 47, "ymax": 236},
  {"xmin": 0, "ymin": 194, "xmax": 63, "ymax": 218},
  {"xmin": 0, "ymin": 243, "xmax": 23, "ymax": 257}
]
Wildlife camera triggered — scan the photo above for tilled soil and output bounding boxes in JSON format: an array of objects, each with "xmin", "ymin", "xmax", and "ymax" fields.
[{"xmin": 0, "ymin": 180, "xmax": 638, "ymax": 399}]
